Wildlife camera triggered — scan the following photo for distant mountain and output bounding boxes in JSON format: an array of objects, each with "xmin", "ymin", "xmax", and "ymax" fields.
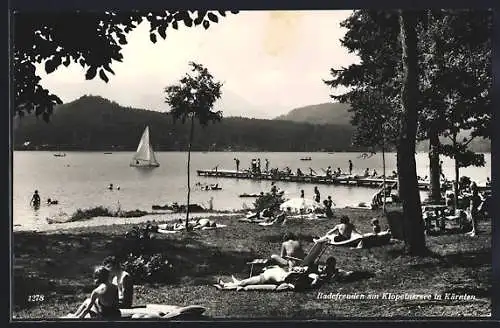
[
  {"xmin": 274, "ymin": 102, "xmax": 352, "ymax": 125},
  {"xmin": 13, "ymin": 95, "xmax": 365, "ymax": 152},
  {"xmin": 135, "ymin": 89, "xmax": 278, "ymax": 119},
  {"xmin": 275, "ymin": 101, "xmax": 490, "ymax": 152}
]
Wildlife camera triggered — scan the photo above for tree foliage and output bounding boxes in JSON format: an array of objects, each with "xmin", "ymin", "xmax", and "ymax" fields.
[
  {"xmin": 164, "ymin": 62, "xmax": 223, "ymax": 125},
  {"xmin": 419, "ymin": 9, "xmax": 492, "ymax": 167},
  {"xmin": 13, "ymin": 10, "xmax": 237, "ymax": 122},
  {"xmin": 325, "ymin": 9, "xmax": 491, "ymax": 161},
  {"xmin": 324, "ymin": 10, "xmax": 403, "ymax": 151}
]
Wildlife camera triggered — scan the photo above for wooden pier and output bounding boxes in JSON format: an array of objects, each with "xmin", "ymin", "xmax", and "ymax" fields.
[{"xmin": 196, "ymin": 169, "xmax": 444, "ymax": 190}]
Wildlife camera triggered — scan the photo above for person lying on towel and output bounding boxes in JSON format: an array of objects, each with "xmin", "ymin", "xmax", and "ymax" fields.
[
  {"xmin": 318, "ymin": 215, "xmax": 363, "ymax": 242},
  {"xmin": 270, "ymin": 232, "xmax": 306, "ymax": 268},
  {"xmin": 217, "ymin": 257, "xmax": 349, "ymax": 291},
  {"xmin": 103, "ymin": 256, "xmax": 133, "ymax": 309},
  {"xmin": 70, "ymin": 266, "xmax": 121, "ymax": 319},
  {"xmin": 194, "ymin": 218, "xmax": 217, "ymax": 228}
]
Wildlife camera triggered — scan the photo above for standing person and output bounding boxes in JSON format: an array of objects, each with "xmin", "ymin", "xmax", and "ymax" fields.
[
  {"xmin": 326, "ymin": 166, "xmax": 332, "ymax": 178},
  {"xmin": 30, "ymin": 190, "xmax": 41, "ymax": 209},
  {"xmin": 271, "ymin": 182, "xmax": 278, "ymax": 195},
  {"xmin": 439, "ymin": 160, "xmax": 445, "ymax": 180},
  {"xmin": 103, "ymin": 256, "xmax": 134, "ymax": 309},
  {"xmin": 257, "ymin": 159, "xmax": 261, "ymax": 174},
  {"xmin": 250, "ymin": 159, "xmax": 255, "ymax": 172},
  {"xmin": 314, "ymin": 186, "xmax": 321, "ymax": 204},
  {"xmin": 300, "ymin": 189, "xmax": 305, "ymax": 199},
  {"xmin": 348, "ymin": 160, "xmax": 353, "ymax": 175},
  {"xmin": 265, "ymin": 159, "xmax": 270, "ymax": 172},
  {"xmin": 327, "ymin": 196, "xmax": 334, "ymax": 208},
  {"xmin": 234, "ymin": 158, "xmax": 240, "ymax": 172},
  {"xmin": 467, "ymin": 181, "xmax": 481, "ymax": 237}
]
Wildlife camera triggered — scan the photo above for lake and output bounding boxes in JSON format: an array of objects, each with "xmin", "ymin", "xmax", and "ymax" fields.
[{"xmin": 13, "ymin": 151, "xmax": 491, "ymax": 230}]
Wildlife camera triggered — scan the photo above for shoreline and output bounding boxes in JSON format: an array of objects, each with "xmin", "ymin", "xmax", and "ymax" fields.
[{"xmin": 13, "ymin": 211, "xmax": 241, "ymax": 233}]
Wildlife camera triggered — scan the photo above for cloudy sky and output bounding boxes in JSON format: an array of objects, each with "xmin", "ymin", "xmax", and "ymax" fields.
[{"xmin": 35, "ymin": 10, "xmax": 359, "ymax": 119}]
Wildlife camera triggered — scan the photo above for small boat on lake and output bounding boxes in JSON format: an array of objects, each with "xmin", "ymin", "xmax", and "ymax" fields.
[
  {"xmin": 130, "ymin": 126, "xmax": 160, "ymax": 168},
  {"xmin": 239, "ymin": 193, "xmax": 262, "ymax": 198},
  {"xmin": 300, "ymin": 157, "xmax": 312, "ymax": 161},
  {"xmin": 53, "ymin": 152, "xmax": 66, "ymax": 157}
]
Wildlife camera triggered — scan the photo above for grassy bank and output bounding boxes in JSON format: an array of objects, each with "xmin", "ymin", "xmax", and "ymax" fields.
[{"xmin": 13, "ymin": 208, "xmax": 491, "ymax": 319}]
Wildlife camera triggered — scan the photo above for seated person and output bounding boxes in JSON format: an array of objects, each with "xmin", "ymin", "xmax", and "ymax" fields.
[
  {"xmin": 371, "ymin": 218, "xmax": 381, "ymax": 234},
  {"xmin": 270, "ymin": 232, "xmax": 305, "ymax": 268},
  {"xmin": 318, "ymin": 216, "xmax": 363, "ymax": 242},
  {"xmin": 71, "ymin": 266, "xmax": 120, "ymax": 319},
  {"xmin": 103, "ymin": 256, "xmax": 133, "ymax": 309},
  {"xmin": 323, "ymin": 200, "xmax": 334, "ymax": 218}
]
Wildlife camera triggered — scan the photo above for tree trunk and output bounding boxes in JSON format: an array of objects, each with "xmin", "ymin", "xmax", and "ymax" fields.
[
  {"xmin": 185, "ymin": 115, "xmax": 195, "ymax": 230},
  {"xmin": 428, "ymin": 125, "xmax": 441, "ymax": 204},
  {"xmin": 452, "ymin": 133, "xmax": 459, "ymax": 211},
  {"xmin": 382, "ymin": 143, "xmax": 387, "ymax": 214},
  {"xmin": 398, "ymin": 10, "xmax": 426, "ymax": 255},
  {"xmin": 427, "ymin": 10, "xmax": 443, "ymax": 206}
]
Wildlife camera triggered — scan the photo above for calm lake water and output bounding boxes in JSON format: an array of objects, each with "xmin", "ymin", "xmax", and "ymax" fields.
[{"xmin": 13, "ymin": 151, "xmax": 491, "ymax": 229}]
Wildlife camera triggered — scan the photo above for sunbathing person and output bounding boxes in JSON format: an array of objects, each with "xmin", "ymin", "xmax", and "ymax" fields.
[
  {"xmin": 270, "ymin": 232, "xmax": 305, "ymax": 267},
  {"xmin": 218, "ymin": 256, "xmax": 341, "ymax": 291},
  {"xmin": 317, "ymin": 216, "xmax": 363, "ymax": 242},
  {"xmin": 246, "ymin": 208, "xmax": 273, "ymax": 221},
  {"xmin": 103, "ymin": 256, "xmax": 133, "ymax": 309},
  {"xmin": 72, "ymin": 266, "xmax": 120, "ymax": 319},
  {"xmin": 194, "ymin": 218, "xmax": 217, "ymax": 228}
]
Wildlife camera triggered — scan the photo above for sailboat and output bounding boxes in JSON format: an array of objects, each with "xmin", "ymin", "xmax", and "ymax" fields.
[{"xmin": 130, "ymin": 126, "xmax": 160, "ymax": 168}]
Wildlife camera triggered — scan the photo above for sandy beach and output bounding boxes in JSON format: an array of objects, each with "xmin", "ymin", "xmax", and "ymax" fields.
[{"xmin": 13, "ymin": 212, "xmax": 241, "ymax": 233}]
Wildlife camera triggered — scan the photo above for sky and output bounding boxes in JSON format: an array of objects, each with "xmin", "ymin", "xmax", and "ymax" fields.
[{"xmin": 35, "ymin": 10, "xmax": 359, "ymax": 119}]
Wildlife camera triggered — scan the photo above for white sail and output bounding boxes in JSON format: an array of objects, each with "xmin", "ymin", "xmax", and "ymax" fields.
[{"xmin": 130, "ymin": 126, "xmax": 159, "ymax": 167}]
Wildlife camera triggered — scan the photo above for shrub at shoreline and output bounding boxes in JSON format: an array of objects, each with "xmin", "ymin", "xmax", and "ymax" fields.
[{"xmin": 70, "ymin": 206, "xmax": 150, "ymax": 222}]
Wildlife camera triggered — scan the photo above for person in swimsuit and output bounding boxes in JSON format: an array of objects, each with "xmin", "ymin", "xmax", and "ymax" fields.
[
  {"xmin": 30, "ymin": 190, "xmax": 40, "ymax": 209},
  {"xmin": 217, "ymin": 257, "xmax": 338, "ymax": 290},
  {"xmin": 319, "ymin": 216, "xmax": 363, "ymax": 242},
  {"xmin": 73, "ymin": 266, "xmax": 120, "ymax": 319},
  {"xmin": 371, "ymin": 218, "xmax": 381, "ymax": 234},
  {"xmin": 270, "ymin": 232, "xmax": 305, "ymax": 268},
  {"xmin": 103, "ymin": 256, "xmax": 134, "ymax": 309}
]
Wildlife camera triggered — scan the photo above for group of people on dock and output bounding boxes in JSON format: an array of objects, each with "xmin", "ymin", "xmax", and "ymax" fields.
[
  {"xmin": 231, "ymin": 157, "xmax": 402, "ymax": 182},
  {"xmin": 235, "ymin": 157, "xmax": 271, "ymax": 174}
]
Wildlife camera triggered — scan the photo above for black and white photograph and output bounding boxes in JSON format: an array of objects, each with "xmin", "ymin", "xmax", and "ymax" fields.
[{"xmin": 11, "ymin": 8, "xmax": 492, "ymax": 320}]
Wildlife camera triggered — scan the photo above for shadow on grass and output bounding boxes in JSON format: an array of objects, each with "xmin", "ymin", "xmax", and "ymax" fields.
[
  {"xmin": 13, "ymin": 229, "xmax": 257, "ymax": 310},
  {"xmin": 409, "ymin": 249, "xmax": 491, "ymax": 270}
]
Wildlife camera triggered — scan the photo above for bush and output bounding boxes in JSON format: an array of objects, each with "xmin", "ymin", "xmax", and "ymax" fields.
[
  {"xmin": 70, "ymin": 207, "xmax": 150, "ymax": 222},
  {"xmin": 123, "ymin": 224, "xmax": 159, "ymax": 255},
  {"xmin": 122, "ymin": 253, "xmax": 175, "ymax": 284},
  {"xmin": 253, "ymin": 192, "xmax": 285, "ymax": 213},
  {"xmin": 120, "ymin": 209, "xmax": 149, "ymax": 218},
  {"xmin": 71, "ymin": 206, "xmax": 114, "ymax": 222}
]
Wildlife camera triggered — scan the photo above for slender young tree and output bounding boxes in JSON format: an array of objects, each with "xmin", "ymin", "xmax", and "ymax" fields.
[{"xmin": 164, "ymin": 62, "xmax": 223, "ymax": 230}]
